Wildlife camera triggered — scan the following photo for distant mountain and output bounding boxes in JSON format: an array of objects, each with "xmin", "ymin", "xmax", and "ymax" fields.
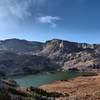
[
  {"xmin": 0, "ymin": 38, "xmax": 43, "ymax": 54},
  {"xmin": 0, "ymin": 38, "xmax": 100, "ymax": 76}
]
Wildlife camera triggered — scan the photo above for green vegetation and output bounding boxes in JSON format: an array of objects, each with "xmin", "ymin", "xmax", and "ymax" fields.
[
  {"xmin": 81, "ymin": 72, "xmax": 98, "ymax": 77},
  {"xmin": 0, "ymin": 85, "xmax": 63, "ymax": 100},
  {"xmin": 60, "ymin": 79, "xmax": 68, "ymax": 81},
  {"xmin": 0, "ymin": 91, "xmax": 11, "ymax": 100},
  {"xmin": 29, "ymin": 86, "xmax": 63, "ymax": 99},
  {"xmin": 8, "ymin": 87, "xmax": 29, "ymax": 97}
]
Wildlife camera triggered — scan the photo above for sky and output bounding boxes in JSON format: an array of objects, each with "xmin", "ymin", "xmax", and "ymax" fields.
[{"xmin": 0, "ymin": 0, "xmax": 100, "ymax": 43}]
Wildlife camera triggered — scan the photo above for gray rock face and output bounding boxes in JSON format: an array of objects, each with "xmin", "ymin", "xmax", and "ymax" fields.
[
  {"xmin": 0, "ymin": 38, "xmax": 100, "ymax": 76},
  {"xmin": 0, "ymin": 52, "xmax": 58, "ymax": 76},
  {"xmin": 0, "ymin": 38, "xmax": 43, "ymax": 54}
]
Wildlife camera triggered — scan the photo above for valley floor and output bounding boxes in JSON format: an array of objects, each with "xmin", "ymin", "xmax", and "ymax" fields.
[{"xmin": 40, "ymin": 73, "xmax": 100, "ymax": 100}]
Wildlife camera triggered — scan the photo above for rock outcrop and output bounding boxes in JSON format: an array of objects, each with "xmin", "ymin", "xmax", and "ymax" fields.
[{"xmin": 0, "ymin": 38, "xmax": 100, "ymax": 76}]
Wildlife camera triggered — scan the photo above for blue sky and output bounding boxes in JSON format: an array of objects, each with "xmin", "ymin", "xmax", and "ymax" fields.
[{"xmin": 0, "ymin": 0, "xmax": 99, "ymax": 43}]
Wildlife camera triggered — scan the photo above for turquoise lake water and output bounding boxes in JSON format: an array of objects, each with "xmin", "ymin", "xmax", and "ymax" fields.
[{"xmin": 13, "ymin": 71, "xmax": 83, "ymax": 87}]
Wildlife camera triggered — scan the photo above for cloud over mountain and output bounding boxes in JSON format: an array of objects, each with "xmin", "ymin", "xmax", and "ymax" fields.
[{"xmin": 38, "ymin": 16, "xmax": 61, "ymax": 28}]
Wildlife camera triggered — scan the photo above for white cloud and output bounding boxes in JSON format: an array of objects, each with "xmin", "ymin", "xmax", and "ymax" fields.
[
  {"xmin": 0, "ymin": 0, "xmax": 61, "ymax": 29},
  {"xmin": 1, "ymin": 0, "xmax": 47, "ymax": 19},
  {"xmin": 38, "ymin": 16, "xmax": 61, "ymax": 28},
  {"xmin": 0, "ymin": 0, "xmax": 47, "ymax": 28},
  {"xmin": 6, "ymin": 0, "xmax": 31, "ymax": 19}
]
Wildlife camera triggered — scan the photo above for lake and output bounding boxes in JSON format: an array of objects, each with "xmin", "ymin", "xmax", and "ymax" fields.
[{"xmin": 13, "ymin": 71, "xmax": 83, "ymax": 87}]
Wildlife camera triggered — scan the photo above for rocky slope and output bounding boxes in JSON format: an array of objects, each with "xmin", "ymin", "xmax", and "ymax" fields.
[
  {"xmin": 0, "ymin": 38, "xmax": 100, "ymax": 76},
  {"xmin": 0, "ymin": 51, "xmax": 58, "ymax": 76},
  {"xmin": 40, "ymin": 39, "xmax": 100, "ymax": 71}
]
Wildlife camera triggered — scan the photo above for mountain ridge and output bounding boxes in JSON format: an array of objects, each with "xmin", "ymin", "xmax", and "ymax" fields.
[{"xmin": 0, "ymin": 38, "xmax": 100, "ymax": 76}]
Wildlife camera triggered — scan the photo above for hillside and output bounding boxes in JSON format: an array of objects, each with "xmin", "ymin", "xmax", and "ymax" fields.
[
  {"xmin": 0, "ymin": 38, "xmax": 100, "ymax": 76},
  {"xmin": 40, "ymin": 73, "xmax": 100, "ymax": 100}
]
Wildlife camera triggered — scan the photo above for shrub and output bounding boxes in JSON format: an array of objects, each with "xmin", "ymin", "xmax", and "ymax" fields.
[
  {"xmin": 0, "ymin": 91, "xmax": 11, "ymax": 100},
  {"xmin": 81, "ymin": 72, "xmax": 98, "ymax": 77}
]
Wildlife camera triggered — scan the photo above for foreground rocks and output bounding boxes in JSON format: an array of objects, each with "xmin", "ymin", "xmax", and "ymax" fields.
[{"xmin": 40, "ymin": 73, "xmax": 100, "ymax": 100}]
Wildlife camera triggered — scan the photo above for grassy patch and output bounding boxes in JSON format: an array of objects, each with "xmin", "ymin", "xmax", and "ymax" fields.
[{"xmin": 81, "ymin": 72, "xmax": 98, "ymax": 77}]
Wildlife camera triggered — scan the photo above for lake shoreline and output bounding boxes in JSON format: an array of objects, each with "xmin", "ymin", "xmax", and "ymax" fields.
[
  {"xmin": 11, "ymin": 71, "xmax": 98, "ymax": 88},
  {"xmin": 40, "ymin": 73, "xmax": 100, "ymax": 100}
]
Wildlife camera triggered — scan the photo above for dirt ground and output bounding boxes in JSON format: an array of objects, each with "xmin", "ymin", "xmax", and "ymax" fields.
[{"xmin": 40, "ymin": 73, "xmax": 100, "ymax": 100}]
